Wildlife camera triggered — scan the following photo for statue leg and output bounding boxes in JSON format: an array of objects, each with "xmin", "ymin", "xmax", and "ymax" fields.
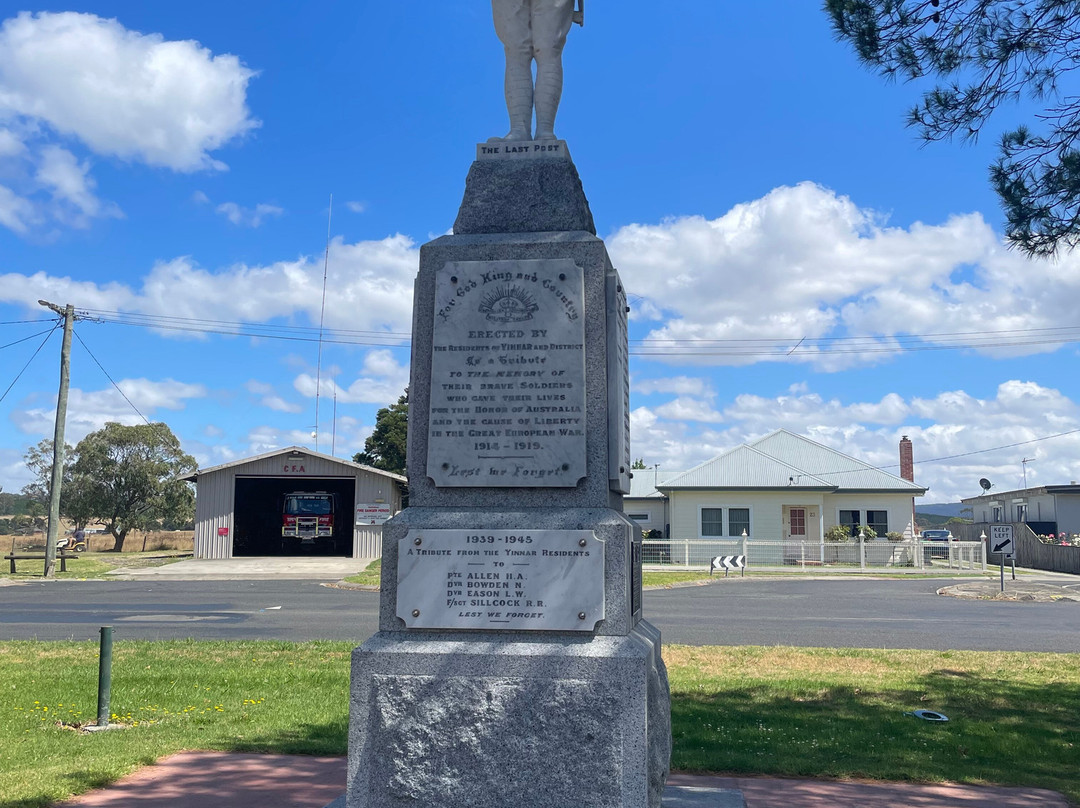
[
  {"xmin": 531, "ymin": 0, "xmax": 574, "ymax": 141},
  {"xmin": 491, "ymin": 0, "xmax": 534, "ymax": 142}
]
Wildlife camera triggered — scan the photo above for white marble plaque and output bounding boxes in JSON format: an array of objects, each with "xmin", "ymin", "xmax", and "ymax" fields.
[
  {"xmin": 427, "ymin": 259, "xmax": 586, "ymax": 487},
  {"xmin": 397, "ymin": 529, "xmax": 605, "ymax": 631},
  {"xmin": 476, "ymin": 140, "xmax": 571, "ymax": 161}
]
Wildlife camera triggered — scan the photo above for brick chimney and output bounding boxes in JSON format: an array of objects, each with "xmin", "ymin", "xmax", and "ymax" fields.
[{"xmin": 899, "ymin": 435, "xmax": 914, "ymax": 482}]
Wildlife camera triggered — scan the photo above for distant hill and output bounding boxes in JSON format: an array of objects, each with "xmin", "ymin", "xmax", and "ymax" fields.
[
  {"xmin": 916, "ymin": 512, "xmax": 954, "ymax": 528},
  {"xmin": 917, "ymin": 502, "xmax": 970, "ymax": 518}
]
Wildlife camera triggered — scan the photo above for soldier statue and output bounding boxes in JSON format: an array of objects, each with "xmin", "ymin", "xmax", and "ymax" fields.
[{"xmin": 490, "ymin": 0, "xmax": 584, "ymax": 142}]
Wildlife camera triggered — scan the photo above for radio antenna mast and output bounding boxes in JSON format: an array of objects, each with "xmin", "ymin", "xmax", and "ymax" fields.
[
  {"xmin": 332, "ymin": 388, "xmax": 338, "ymax": 456},
  {"xmin": 1022, "ymin": 457, "xmax": 1034, "ymax": 488},
  {"xmin": 314, "ymin": 194, "xmax": 333, "ymax": 452}
]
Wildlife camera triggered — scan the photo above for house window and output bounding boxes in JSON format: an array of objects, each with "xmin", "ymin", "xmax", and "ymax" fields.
[
  {"xmin": 839, "ymin": 510, "xmax": 860, "ymax": 537},
  {"xmin": 701, "ymin": 508, "xmax": 724, "ymax": 537},
  {"xmin": 991, "ymin": 505, "xmax": 1003, "ymax": 522},
  {"xmin": 1015, "ymin": 503, "xmax": 1028, "ymax": 522},
  {"xmin": 728, "ymin": 508, "xmax": 750, "ymax": 537},
  {"xmin": 789, "ymin": 508, "xmax": 806, "ymax": 537},
  {"xmin": 627, "ymin": 513, "xmax": 650, "ymax": 522},
  {"xmin": 866, "ymin": 510, "xmax": 888, "ymax": 537}
]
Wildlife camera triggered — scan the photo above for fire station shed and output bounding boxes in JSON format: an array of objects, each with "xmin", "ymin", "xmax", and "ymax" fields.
[{"xmin": 182, "ymin": 446, "xmax": 406, "ymax": 559}]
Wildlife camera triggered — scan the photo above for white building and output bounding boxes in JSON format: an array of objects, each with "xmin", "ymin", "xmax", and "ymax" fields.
[
  {"xmin": 628, "ymin": 430, "xmax": 925, "ymax": 542},
  {"xmin": 183, "ymin": 446, "xmax": 405, "ymax": 559}
]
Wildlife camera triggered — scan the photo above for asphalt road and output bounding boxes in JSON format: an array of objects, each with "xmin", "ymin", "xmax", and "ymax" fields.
[{"xmin": 1, "ymin": 577, "xmax": 1077, "ymax": 651}]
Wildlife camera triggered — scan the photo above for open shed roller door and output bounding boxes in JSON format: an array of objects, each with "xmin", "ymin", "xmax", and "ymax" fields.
[{"xmin": 233, "ymin": 476, "xmax": 355, "ymax": 557}]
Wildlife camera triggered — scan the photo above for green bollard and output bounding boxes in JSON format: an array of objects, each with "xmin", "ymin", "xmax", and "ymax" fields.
[{"xmin": 97, "ymin": 626, "xmax": 112, "ymax": 727}]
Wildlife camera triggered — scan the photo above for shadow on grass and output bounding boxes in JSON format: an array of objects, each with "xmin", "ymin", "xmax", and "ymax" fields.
[
  {"xmin": 210, "ymin": 716, "xmax": 349, "ymax": 756},
  {"xmin": 671, "ymin": 667, "xmax": 1079, "ymax": 801}
]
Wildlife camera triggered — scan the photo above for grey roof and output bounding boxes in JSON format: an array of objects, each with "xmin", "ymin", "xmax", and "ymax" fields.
[
  {"xmin": 662, "ymin": 445, "xmax": 834, "ymax": 490},
  {"xmin": 962, "ymin": 483, "xmax": 1080, "ymax": 503},
  {"xmin": 181, "ymin": 445, "xmax": 407, "ymax": 483},
  {"xmin": 661, "ymin": 429, "xmax": 925, "ymax": 494},
  {"xmin": 626, "ymin": 470, "xmax": 684, "ymax": 500}
]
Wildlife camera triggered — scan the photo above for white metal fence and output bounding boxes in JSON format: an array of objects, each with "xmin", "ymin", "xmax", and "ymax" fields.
[{"xmin": 643, "ymin": 538, "xmax": 986, "ymax": 572}]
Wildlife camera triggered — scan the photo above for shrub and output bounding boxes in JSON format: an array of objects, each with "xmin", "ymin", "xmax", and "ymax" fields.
[{"xmin": 824, "ymin": 524, "xmax": 851, "ymax": 543}]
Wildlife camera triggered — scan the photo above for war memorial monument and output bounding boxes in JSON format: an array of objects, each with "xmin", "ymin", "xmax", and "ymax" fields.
[{"xmin": 347, "ymin": 3, "xmax": 673, "ymax": 805}]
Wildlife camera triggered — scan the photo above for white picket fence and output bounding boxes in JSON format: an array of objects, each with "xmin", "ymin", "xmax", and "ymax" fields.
[{"xmin": 642, "ymin": 538, "xmax": 986, "ymax": 571}]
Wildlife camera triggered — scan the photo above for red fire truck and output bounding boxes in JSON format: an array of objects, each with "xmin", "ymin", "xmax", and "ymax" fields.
[{"xmin": 281, "ymin": 491, "xmax": 339, "ymax": 551}]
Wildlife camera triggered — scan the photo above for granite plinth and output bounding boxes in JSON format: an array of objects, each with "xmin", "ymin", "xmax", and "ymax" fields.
[
  {"xmin": 348, "ymin": 623, "xmax": 670, "ymax": 808},
  {"xmin": 454, "ymin": 155, "xmax": 596, "ymax": 236}
]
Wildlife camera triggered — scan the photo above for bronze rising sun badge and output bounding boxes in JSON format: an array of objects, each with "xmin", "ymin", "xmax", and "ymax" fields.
[{"xmin": 478, "ymin": 284, "xmax": 540, "ymax": 323}]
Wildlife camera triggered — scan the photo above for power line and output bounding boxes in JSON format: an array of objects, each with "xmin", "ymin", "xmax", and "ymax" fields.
[
  {"xmin": 0, "ymin": 327, "xmax": 60, "ymax": 352},
  {"xmin": 0, "ymin": 318, "xmax": 54, "ymax": 326},
  {"xmin": 782, "ymin": 427, "xmax": 1080, "ymax": 483},
  {"xmin": 907, "ymin": 428, "xmax": 1080, "ymax": 467},
  {"xmin": 72, "ymin": 307, "xmax": 1080, "ymax": 357},
  {"xmin": 0, "ymin": 322, "xmax": 61, "ymax": 405},
  {"xmin": 72, "ymin": 328, "xmax": 150, "ymax": 425}
]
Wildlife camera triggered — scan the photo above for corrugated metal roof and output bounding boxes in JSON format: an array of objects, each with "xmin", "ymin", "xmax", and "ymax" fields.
[
  {"xmin": 182, "ymin": 446, "xmax": 407, "ymax": 483},
  {"xmin": 626, "ymin": 470, "xmax": 684, "ymax": 499},
  {"xmin": 661, "ymin": 445, "xmax": 834, "ymax": 489},
  {"xmin": 661, "ymin": 429, "xmax": 925, "ymax": 493},
  {"xmin": 749, "ymin": 429, "xmax": 924, "ymax": 492}
]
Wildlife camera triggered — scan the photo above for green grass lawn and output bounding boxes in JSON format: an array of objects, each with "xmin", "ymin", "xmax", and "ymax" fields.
[
  {"xmin": 0, "ymin": 551, "xmax": 189, "ymax": 581},
  {"xmin": 342, "ymin": 558, "xmax": 381, "ymax": 586},
  {"xmin": 2, "ymin": 641, "xmax": 1077, "ymax": 806}
]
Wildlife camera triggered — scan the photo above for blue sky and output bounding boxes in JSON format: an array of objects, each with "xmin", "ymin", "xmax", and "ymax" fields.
[{"xmin": 2, "ymin": 2, "xmax": 1079, "ymax": 503}]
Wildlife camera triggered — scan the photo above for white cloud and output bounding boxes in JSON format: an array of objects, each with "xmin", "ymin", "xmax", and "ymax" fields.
[
  {"xmin": 627, "ymin": 378, "xmax": 1080, "ymax": 502},
  {"xmin": 215, "ymin": 201, "xmax": 283, "ymax": 228},
  {"xmin": 346, "ymin": 201, "xmax": 366, "ymax": 214},
  {"xmin": 245, "ymin": 379, "xmax": 303, "ymax": 413},
  {"xmin": 11, "ymin": 378, "xmax": 208, "ymax": 442},
  {"xmin": 241, "ymin": 424, "xmax": 370, "ymax": 458},
  {"xmin": 0, "ymin": 11, "xmax": 258, "ymax": 172},
  {"xmin": 35, "ymin": 145, "xmax": 121, "ymax": 226},
  {"xmin": 0, "ymin": 127, "xmax": 26, "ymax": 157},
  {"xmin": 0, "ymin": 183, "xmax": 35, "ymax": 232},
  {"xmin": 633, "ymin": 375, "xmax": 714, "ymax": 397},
  {"xmin": 654, "ymin": 396, "xmax": 725, "ymax": 423},
  {"xmin": 0, "ymin": 233, "xmax": 419, "ymax": 335},
  {"xmin": 609, "ymin": 182, "xmax": 1080, "ymax": 369},
  {"xmin": 191, "ymin": 190, "xmax": 211, "ymax": 205},
  {"xmin": 293, "ymin": 349, "xmax": 409, "ymax": 405},
  {"xmin": 0, "ymin": 447, "xmax": 33, "ymax": 493}
]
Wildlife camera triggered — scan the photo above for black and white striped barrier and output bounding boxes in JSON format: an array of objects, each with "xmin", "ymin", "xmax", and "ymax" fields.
[{"xmin": 710, "ymin": 555, "xmax": 746, "ymax": 577}]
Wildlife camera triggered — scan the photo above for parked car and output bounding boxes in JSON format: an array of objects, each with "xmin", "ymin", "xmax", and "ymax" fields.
[{"xmin": 921, "ymin": 529, "xmax": 955, "ymax": 561}]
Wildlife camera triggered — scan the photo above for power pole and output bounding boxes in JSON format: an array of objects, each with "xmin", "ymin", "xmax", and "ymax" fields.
[{"xmin": 38, "ymin": 300, "xmax": 75, "ymax": 578}]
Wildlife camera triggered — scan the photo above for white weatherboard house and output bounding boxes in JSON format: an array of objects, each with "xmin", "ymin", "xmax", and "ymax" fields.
[{"xmin": 658, "ymin": 430, "xmax": 926, "ymax": 543}]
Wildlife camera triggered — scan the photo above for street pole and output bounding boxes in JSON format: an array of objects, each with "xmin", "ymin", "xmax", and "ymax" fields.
[{"xmin": 39, "ymin": 300, "xmax": 75, "ymax": 579}]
